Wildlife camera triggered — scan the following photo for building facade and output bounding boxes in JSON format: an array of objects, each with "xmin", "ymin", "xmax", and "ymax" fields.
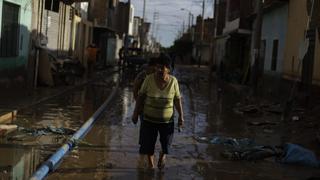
[
  {"xmin": 0, "ymin": 0, "xmax": 32, "ymax": 83},
  {"xmin": 283, "ymin": 0, "xmax": 320, "ymax": 86},
  {"xmin": 261, "ymin": 2, "xmax": 288, "ymax": 75}
]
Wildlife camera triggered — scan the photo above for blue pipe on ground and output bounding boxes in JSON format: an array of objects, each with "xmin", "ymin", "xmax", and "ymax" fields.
[{"xmin": 30, "ymin": 79, "xmax": 119, "ymax": 180}]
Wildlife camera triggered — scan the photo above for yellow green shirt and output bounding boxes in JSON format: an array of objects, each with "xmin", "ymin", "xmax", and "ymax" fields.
[{"xmin": 139, "ymin": 74, "xmax": 181, "ymax": 123}]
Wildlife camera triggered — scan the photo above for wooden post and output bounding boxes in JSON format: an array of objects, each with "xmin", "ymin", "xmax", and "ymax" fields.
[{"xmin": 251, "ymin": 0, "xmax": 263, "ymax": 95}]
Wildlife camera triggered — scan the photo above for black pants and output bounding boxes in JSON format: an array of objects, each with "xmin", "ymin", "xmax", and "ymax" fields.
[{"xmin": 139, "ymin": 120, "xmax": 174, "ymax": 155}]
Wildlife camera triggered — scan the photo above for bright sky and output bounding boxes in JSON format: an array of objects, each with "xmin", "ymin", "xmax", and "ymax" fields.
[{"xmin": 130, "ymin": 0, "xmax": 214, "ymax": 47}]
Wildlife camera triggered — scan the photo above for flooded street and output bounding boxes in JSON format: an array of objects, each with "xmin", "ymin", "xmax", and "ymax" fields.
[
  {"xmin": 0, "ymin": 66, "xmax": 319, "ymax": 179},
  {"xmin": 0, "ymin": 72, "xmax": 118, "ymax": 180},
  {"xmin": 47, "ymin": 68, "xmax": 210, "ymax": 180},
  {"xmin": 1, "ymin": 0, "xmax": 320, "ymax": 179}
]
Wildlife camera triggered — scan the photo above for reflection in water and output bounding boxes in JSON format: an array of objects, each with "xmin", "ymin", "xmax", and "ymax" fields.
[
  {"xmin": 136, "ymin": 169, "xmax": 165, "ymax": 180},
  {"xmin": 121, "ymin": 87, "xmax": 131, "ymax": 125},
  {"xmin": 46, "ymin": 73, "xmax": 144, "ymax": 180},
  {"xmin": 0, "ymin": 73, "xmax": 117, "ymax": 179},
  {"xmin": 0, "ymin": 147, "xmax": 40, "ymax": 179}
]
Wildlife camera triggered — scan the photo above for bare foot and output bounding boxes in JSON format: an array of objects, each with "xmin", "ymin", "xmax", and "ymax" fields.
[{"xmin": 158, "ymin": 152, "xmax": 166, "ymax": 170}]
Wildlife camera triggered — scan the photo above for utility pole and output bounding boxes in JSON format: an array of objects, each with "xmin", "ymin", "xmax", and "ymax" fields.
[
  {"xmin": 210, "ymin": 0, "xmax": 216, "ymax": 74},
  {"xmin": 251, "ymin": 0, "xmax": 263, "ymax": 95},
  {"xmin": 201, "ymin": 0, "xmax": 205, "ymax": 41},
  {"xmin": 143, "ymin": 0, "xmax": 146, "ymax": 21},
  {"xmin": 188, "ymin": 13, "xmax": 191, "ymax": 29},
  {"xmin": 191, "ymin": 12, "xmax": 194, "ymax": 26},
  {"xmin": 182, "ymin": 20, "xmax": 185, "ymax": 34},
  {"xmin": 198, "ymin": 0, "xmax": 205, "ymax": 68},
  {"xmin": 152, "ymin": 11, "xmax": 159, "ymax": 38}
]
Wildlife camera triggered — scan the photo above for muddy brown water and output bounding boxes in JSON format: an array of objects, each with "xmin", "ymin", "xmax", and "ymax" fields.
[
  {"xmin": 0, "ymin": 73, "xmax": 118, "ymax": 180},
  {"xmin": 49, "ymin": 67, "xmax": 320, "ymax": 180},
  {"xmin": 1, "ymin": 66, "xmax": 319, "ymax": 180}
]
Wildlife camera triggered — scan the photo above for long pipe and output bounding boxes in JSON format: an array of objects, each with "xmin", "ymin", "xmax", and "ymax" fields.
[{"xmin": 30, "ymin": 78, "xmax": 120, "ymax": 180}]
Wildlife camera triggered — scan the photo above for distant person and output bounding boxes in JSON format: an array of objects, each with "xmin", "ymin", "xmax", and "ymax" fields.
[
  {"xmin": 118, "ymin": 46, "xmax": 125, "ymax": 67},
  {"xmin": 169, "ymin": 52, "xmax": 176, "ymax": 71},
  {"xmin": 132, "ymin": 40, "xmax": 139, "ymax": 48},
  {"xmin": 86, "ymin": 43, "xmax": 99, "ymax": 76},
  {"xmin": 133, "ymin": 58, "xmax": 157, "ymax": 101},
  {"xmin": 132, "ymin": 53, "xmax": 184, "ymax": 170},
  {"xmin": 197, "ymin": 54, "xmax": 202, "ymax": 67}
]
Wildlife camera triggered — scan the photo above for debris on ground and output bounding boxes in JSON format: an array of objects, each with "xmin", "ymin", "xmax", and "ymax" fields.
[
  {"xmin": 263, "ymin": 129, "xmax": 274, "ymax": 134},
  {"xmin": 103, "ymin": 163, "xmax": 114, "ymax": 169},
  {"xmin": 293, "ymin": 108, "xmax": 305, "ymax": 113},
  {"xmin": 280, "ymin": 143, "xmax": 320, "ymax": 168},
  {"xmin": 221, "ymin": 141, "xmax": 320, "ymax": 167},
  {"xmin": 73, "ymin": 139, "xmax": 94, "ymax": 147},
  {"xmin": 0, "ymin": 124, "xmax": 18, "ymax": 137},
  {"xmin": 233, "ymin": 102, "xmax": 283, "ymax": 116},
  {"xmin": 210, "ymin": 136, "xmax": 256, "ymax": 149},
  {"xmin": 262, "ymin": 103, "xmax": 283, "ymax": 114},
  {"xmin": 292, "ymin": 116, "xmax": 300, "ymax": 121},
  {"xmin": 221, "ymin": 146, "xmax": 282, "ymax": 161},
  {"xmin": 17, "ymin": 126, "xmax": 76, "ymax": 136},
  {"xmin": 195, "ymin": 135, "xmax": 320, "ymax": 167},
  {"xmin": 194, "ymin": 135, "xmax": 256, "ymax": 149},
  {"xmin": 234, "ymin": 105, "xmax": 260, "ymax": 114},
  {"xmin": 247, "ymin": 121, "xmax": 278, "ymax": 126}
]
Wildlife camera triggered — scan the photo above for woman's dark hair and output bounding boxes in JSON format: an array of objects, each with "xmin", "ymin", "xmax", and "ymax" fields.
[{"xmin": 157, "ymin": 53, "xmax": 171, "ymax": 68}]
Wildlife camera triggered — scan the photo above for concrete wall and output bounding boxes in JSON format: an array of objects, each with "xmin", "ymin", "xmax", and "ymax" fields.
[
  {"xmin": 90, "ymin": 0, "xmax": 108, "ymax": 26},
  {"xmin": 261, "ymin": 4, "xmax": 288, "ymax": 74},
  {"xmin": 128, "ymin": 4, "xmax": 134, "ymax": 36},
  {"xmin": 72, "ymin": 15, "xmax": 92, "ymax": 67},
  {"xmin": 214, "ymin": 36, "xmax": 228, "ymax": 67},
  {"xmin": 0, "ymin": 0, "xmax": 32, "ymax": 70},
  {"xmin": 202, "ymin": 45, "xmax": 211, "ymax": 64},
  {"xmin": 115, "ymin": 35, "xmax": 123, "ymax": 60},
  {"xmin": 41, "ymin": 3, "xmax": 72, "ymax": 57},
  {"xmin": 283, "ymin": 0, "xmax": 308, "ymax": 80},
  {"xmin": 283, "ymin": 0, "xmax": 320, "ymax": 86}
]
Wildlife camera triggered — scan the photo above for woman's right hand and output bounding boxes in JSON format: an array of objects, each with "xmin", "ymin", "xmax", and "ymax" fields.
[{"xmin": 178, "ymin": 116, "xmax": 184, "ymax": 132}]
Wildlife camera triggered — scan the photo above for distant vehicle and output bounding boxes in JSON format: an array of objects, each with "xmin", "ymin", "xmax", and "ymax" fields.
[{"xmin": 124, "ymin": 48, "xmax": 147, "ymax": 68}]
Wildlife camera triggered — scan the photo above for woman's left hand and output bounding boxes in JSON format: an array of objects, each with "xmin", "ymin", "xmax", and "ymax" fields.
[{"xmin": 178, "ymin": 116, "xmax": 184, "ymax": 127}]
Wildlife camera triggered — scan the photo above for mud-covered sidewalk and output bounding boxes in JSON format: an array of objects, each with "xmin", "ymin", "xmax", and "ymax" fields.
[{"xmin": 47, "ymin": 65, "xmax": 320, "ymax": 180}]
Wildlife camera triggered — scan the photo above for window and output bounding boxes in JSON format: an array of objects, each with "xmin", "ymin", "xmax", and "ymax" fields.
[
  {"xmin": 0, "ymin": 2, "xmax": 20, "ymax": 57},
  {"xmin": 45, "ymin": 0, "xmax": 59, "ymax": 12},
  {"xmin": 271, "ymin": 39, "xmax": 278, "ymax": 71}
]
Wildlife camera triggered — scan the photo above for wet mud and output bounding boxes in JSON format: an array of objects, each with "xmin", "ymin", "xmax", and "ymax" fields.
[{"xmin": 1, "ymin": 66, "xmax": 319, "ymax": 180}]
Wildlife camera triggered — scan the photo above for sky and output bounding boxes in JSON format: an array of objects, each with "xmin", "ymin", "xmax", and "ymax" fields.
[{"xmin": 130, "ymin": 0, "xmax": 214, "ymax": 47}]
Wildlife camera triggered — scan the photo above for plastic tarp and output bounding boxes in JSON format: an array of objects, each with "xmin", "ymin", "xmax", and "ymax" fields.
[
  {"xmin": 280, "ymin": 143, "xmax": 320, "ymax": 168},
  {"xmin": 196, "ymin": 135, "xmax": 320, "ymax": 167}
]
